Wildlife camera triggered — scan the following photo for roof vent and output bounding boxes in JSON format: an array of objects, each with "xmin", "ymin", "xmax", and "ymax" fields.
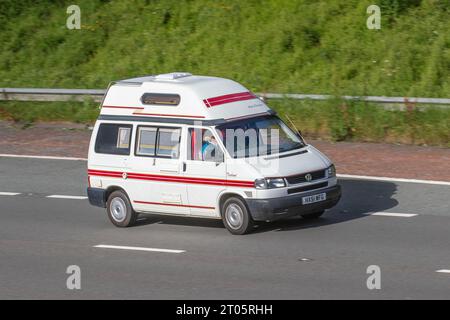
[{"xmin": 154, "ymin": 72, "xmax": 192, "ymax": 80}]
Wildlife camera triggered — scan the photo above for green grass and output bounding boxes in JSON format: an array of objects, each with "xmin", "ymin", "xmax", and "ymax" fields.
[
  {"xmin": 270, "ymin": 99, "xmax": 450, "ymax": 147},
  {"xmin": 0, "ymin": 99, "xmax": 99, "ymax": 125},
  {"xmin": 0, "ymin": 0, "xmax": 449, "ymax": 146},
  {"xmin": 0, "ymin": 0, "xmax": 449, "ymax": 97}
]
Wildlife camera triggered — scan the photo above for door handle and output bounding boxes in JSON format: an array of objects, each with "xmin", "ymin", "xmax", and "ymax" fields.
[{"xmin": 182, "ymin": 162, "xmax": 187, "ymax": 172}]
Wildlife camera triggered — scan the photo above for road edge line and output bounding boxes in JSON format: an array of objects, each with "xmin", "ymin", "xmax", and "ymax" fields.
[
  {"xmin": 1, "ymin": 154, "xmax": 449, "ymax": 186},
  {"xmin": 337, "ymin": 174, "xmax": 450, "ymax": 186},
  {"xmin": 0, "ymin": 154, "xmax": 87, "ymax": 161}
]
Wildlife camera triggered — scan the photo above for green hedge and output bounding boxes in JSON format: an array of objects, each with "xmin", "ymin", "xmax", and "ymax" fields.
[{"xmin": 0, "ymin": 0, "xmax": 449, "ymax": 97}]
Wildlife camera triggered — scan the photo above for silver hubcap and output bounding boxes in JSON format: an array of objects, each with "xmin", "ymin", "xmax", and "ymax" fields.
[
  {"xmin": 225, "ymin": 203, "xmax": 244, "ymax": 230},
  {"xmin": 110, "ymin": 197, "xmax": 127, "ymax": 222}
]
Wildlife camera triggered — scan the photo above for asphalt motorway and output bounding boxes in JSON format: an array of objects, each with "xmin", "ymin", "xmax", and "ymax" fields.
[{"xmin": 0, "ymin": 157, "xmax": 449, "ymax": 299}]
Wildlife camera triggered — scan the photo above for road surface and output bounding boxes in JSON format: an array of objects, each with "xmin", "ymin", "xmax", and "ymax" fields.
[{"xmin": 0, "ymin": 157, "xmax": 449, "ymax": 299}]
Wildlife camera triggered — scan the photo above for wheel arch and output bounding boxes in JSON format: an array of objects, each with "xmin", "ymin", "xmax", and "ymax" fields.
[
  {"xmin": 217, "ymin": 191, "xmax": 249, "ymax": 217},
  {"xmin": 105, "ymin": 185, "xmax": 134, "ymax": 209}
]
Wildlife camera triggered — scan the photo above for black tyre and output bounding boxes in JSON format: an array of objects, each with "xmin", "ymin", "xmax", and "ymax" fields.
[
  {"xmin": 106, "ymin": 190, "xmax": 137, "ymax": 227},
  {"xmin": 221, "ymin": 197, "xmax": 254, "ymax": 235},
  {"xmin": 300, "ymin": 210, "xmax": 325, "ymax": 220}
]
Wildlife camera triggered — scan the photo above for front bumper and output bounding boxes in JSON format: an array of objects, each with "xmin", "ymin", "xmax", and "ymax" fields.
[{"xmin": 245, "ymin": 185, "xmax": 341, "ymax": 221}]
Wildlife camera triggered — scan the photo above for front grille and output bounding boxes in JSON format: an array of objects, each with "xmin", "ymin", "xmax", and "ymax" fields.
[
  {"xmin": 286, "ymin": 169, "xmax": 326, "ymax": 185},
  {"xmin": 287, "ymin": 182, "xmax": 328, "ymax": 195}
]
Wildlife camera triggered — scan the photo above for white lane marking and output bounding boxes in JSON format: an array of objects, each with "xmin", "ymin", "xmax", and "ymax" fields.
[
  {"xmin": 0, "ymin": 192, "xmax": 21, "ymax": 196},
  {"xmin": 46, "ymin": 195, "xmax": 88, "ymax": 200},
  {"xmin": 366, "ymin": 212, "xmax": 418, "ymax": 218},
  {"xmin": 94, "ymin": 244, "xmax": 186, "ymax": 254},
  {"xmin": 0, "ymin": 154, "xmax": 87, "ymax": 161},
  {"xmin": 436, "ymin": 270, "xmax": 450, "ymax": 274},
  {"xmin": 337, "ymin": 174, "xmax": 450, "ymax": 186},
  {"xmin": 1, "ymin": 153, "xmax": 449, "ymax": 186}
]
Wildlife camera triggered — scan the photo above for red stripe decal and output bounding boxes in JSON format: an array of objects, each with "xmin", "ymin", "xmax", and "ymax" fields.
[
  {"xmin": 87, "ymin": 169, "xmax": 254, "ymax": 188},
  {"xmin": 204, "ymin": 92, "xmax": 257, "ymax": 108},
  {"xmin": 134, "ymin": 200, "xmax": 214, "ymax": 210},
  {"xmin": 206, "ymin": 92, "xmax": 254, "ymax": 103},
  {"xmin": 133, "ymin": 112, "xmax": 205, "ymax": 119},
  {"xmin": 202, "ymin": 99, "xmax": 211, "ymax": 108}
]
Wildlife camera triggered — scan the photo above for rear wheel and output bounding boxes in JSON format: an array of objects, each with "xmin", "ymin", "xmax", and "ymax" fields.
[
  {"xmin": 221, "ymin": 197, "xmax": 254, "ymax": 235},
  {"xmin": 300, "ymin": 210, "xmax": 325, "ymax": 220},
  {"xmin": 106, "ymin": 190, "xmax": 137, "ymax": 227}
]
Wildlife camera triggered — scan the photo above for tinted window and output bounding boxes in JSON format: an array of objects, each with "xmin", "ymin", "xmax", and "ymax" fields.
[
  {"xmin": 216, "ymin": 115, "xmax": 304, "ymax": 158},
  {"xmin": 95, "ymin": 123, "xmax": 132, "ymax": 155}
]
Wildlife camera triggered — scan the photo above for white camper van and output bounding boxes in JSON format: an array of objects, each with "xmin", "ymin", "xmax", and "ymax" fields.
[{"xmin": 87, "ymin": 72, "xmax": 341, "ymax": 234}]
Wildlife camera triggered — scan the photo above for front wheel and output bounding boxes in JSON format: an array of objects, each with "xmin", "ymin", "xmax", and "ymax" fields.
[
  {"xmin": 106, "ymin": 190, "xmax": 137, "ymax": 227},
  {"xmin": 221, "ymin": 197, "xmax": 254, "ymax": 235},
  {"xmin": 300, "ymin": 210, "xmax": 325, "ymax": 220}
]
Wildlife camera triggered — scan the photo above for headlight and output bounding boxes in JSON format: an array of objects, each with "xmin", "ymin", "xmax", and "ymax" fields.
[
  {"xmin": 254, "ymin": 179, "xmax": 267, "ymax": 189},
  {"xmin": 254, "ymin": 178, "xmax": 286, "ymax": 189},
  {"xmin": 327, "ymin": 164, "xmax": 336, "ymax": 177},
  {"xmin": 267, "ymin": 178, "xmax": 286, "ymax": 188}
]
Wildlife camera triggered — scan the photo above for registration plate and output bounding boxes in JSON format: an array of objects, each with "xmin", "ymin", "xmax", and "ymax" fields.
[{"xmin": 302, "ymin": 193, "xmax": 326, "ymax": 205}]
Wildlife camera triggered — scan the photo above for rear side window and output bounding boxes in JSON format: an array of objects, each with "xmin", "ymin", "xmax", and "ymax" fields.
[{"xmin": 95, "ymin": 123, "xmax": 132, "ymax": 155}]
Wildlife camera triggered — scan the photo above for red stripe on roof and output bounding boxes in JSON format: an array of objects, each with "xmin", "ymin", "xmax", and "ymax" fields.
[
  {"xmin": 206, "ymin": 92, "xmax": 254, "ymax": 103},
  {"xmin": 207, "ymin": 95, "xmax": 256, "ymax": 107},
  {"xmin": 204, "ymin": 92, "xmax": 257, "ymax": 108},
  {"xmin": 202, "ymin": 99, "xmax": 211, "ymax": 108}
]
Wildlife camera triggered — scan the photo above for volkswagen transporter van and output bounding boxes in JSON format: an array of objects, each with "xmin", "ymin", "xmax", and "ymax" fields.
[{"xmin": 87, "ymin": 72, "xmax": 341, "ymax": 234}]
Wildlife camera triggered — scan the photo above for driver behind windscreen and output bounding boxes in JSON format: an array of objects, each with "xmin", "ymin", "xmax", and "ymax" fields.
[{"xmin": 202, "ymin": 134, "xmax": 218, "ymax": 161}]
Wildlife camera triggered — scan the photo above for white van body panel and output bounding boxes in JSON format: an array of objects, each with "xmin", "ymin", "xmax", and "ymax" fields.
[
  {"xmin": 87, "ymin": 73, "xmax": 341, "ymax": 224},
  {"xmin": 247, "ymin": 146, "xmax": 330, "ymax": 178},
  {"xmin": 101, "ymin": 75, "xmax": 270, "ymax": 122}
]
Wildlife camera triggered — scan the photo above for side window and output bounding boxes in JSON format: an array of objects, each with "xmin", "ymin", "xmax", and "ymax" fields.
[
  {"xmin": 156, "ymin": 128, "xmax": 181, "ymax": 159},
  {"xmin": 135, "ymin": 126, "xmax": 181, "ymax": 159},
  {"xmin": 187, "ymin": 128, "xmax": 223, "ymax": 162},
  {"xmin": 136, "ymin": 127, "xmax": 157, "ymax": 156},
  {"xmin": 95, "ymin": 123, "xmax": 132, "ymax": 155}
]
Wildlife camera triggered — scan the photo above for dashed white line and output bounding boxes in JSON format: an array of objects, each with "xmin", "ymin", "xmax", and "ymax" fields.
[
  {"xmin": 93, "ymin": 244, "xmax": 186, "ymax": 254},
  {"xmin": 337, "ymin": 174, "xmax": 450, "ymax": 186},
  {"xmin": 366, "ymin": 212, "xmax": 418, "ymax": 218},
  {"xmin": 46, "ymin": 195, "xmax": 88, "ymax": 200},
  {"xmin": 436, "ymin": 269, "xmax": 450, "ymax": 274},
  {"xmin": 0, "ymin": 192, "xmax": 21, "ymax": 196}
]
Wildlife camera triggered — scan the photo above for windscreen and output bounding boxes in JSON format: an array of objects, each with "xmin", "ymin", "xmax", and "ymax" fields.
[{"xmin": 216, "ymin": 115, "xmax": 305, "ymax": 158}]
